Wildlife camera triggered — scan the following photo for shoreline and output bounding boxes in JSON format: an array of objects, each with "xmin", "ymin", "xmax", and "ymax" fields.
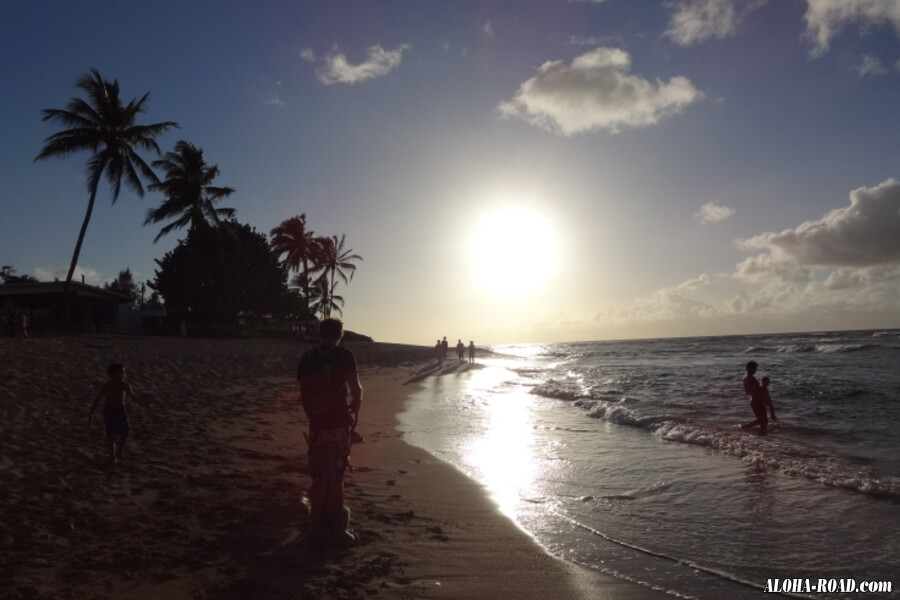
[{"xmin": 0, "ymin": 336, "xmax": 661, "ymax": 599}]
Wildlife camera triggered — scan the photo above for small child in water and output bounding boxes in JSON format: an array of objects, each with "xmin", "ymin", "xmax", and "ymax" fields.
[
  {"xmin": 760, "ymin": 376, "xmax": 778, "ymax": 424},
  {"xmin": 89, "ymin": 363, "xmax": 137, "ymax": 463}
]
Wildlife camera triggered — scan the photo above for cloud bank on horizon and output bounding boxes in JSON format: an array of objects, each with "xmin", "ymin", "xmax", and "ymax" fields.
[{"xmin": 587, "ymin": 179, "xmax": 900, "ymax": 331}]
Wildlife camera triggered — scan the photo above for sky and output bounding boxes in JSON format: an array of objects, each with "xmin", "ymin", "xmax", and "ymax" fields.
[{"xmin": 1, "ymin": 0, "xmax": 899, "ymax": 345}]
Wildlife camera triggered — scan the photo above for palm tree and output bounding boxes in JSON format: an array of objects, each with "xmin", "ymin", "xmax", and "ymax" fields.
[
  {"xmin": 309, "ymin": 274, "xmax": 344, "ymax": 319},
  {"xmin": 144, "ymin": 140, "xmax": 235, "ymax": 242},
  {"xmin": 35, "ymin": 69, "xmax": 178, "ymax": 323},
  {"xmin": 316, "ymin": 234, "xmax": 362, "ymax": 316},
  {"xmin": 270, "ymin": 214, "xmax": 322, "ymax": 317}
]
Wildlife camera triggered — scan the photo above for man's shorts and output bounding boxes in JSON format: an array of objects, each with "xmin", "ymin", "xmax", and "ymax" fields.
[
  {"xmin": 102, "ymin": 407, "xmax": 130, "ymax": 437},
  {"xmin": 308, "ymin": 427, "xmax": 350, "ymax": 483}
]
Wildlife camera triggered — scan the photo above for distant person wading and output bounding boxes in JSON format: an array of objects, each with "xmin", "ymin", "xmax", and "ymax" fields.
[{"xmin": 741, "ymin": 361, "xmax": 777, "ymax": 435}]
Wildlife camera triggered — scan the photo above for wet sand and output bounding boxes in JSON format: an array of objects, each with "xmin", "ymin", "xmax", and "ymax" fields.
[{"xmin": 0, "ymin": 335, "xmax": 660, "ymax": 599}]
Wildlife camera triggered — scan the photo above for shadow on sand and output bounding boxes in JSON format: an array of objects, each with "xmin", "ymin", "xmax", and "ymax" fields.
[
  {"xmin": 404, "ymin": 361, "xmax": 484, "ymax": 385},
  {"xmin": 195, "ymin": 489, "xmax": 403, "ymax": 599}
]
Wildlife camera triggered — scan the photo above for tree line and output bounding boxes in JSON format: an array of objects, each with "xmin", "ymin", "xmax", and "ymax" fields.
[{"xmin": 24, "ymin": 69, "xmax": 361, "ymax": 328}]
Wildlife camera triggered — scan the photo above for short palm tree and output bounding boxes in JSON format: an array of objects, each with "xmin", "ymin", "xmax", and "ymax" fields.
[
  {"xmin": 309, "ymin": 274, "xmax": 344, "ymax": 319},
  {"xmin": 317, "ymin": 234, "xmax": 362, "ymax": 316},
  {"xmin": 270, "ymin": 214, "xmax": 322, "ymax": 317},
  {"xmin": 35, "ymin": 69, "xmax": 178, "ymax": 315},
  {"xmin": 144, "ymin": 140, "xmax": 236, "ymax": 242}
]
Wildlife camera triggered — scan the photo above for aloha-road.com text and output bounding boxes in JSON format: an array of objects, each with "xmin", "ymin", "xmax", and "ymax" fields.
[{"xmin": 765, "ymin": 579, "xmax": 892, "ymax": 594}]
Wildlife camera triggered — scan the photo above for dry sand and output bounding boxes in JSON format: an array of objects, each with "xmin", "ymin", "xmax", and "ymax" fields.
[{"xmin": 1, "ymin": 335, "xmax": 661, "ymax": 599}]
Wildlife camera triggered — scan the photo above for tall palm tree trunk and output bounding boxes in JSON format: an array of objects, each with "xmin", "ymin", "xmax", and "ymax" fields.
[
  {"xmin": 60, "ymin": 184, "xmax": 99, "ymax": 330},
  {"xmin": 329, "ymin": 265, "xmax": 337, "ymax": 317},
  {"xmin": 302, "ymin": 257, "xmax": 310, "ymax": 317}
]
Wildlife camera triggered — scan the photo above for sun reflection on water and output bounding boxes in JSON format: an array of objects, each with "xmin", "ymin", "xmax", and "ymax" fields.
[{"xmin": 460, "ymin": 366, "xmax": 540, "ymax": 518}]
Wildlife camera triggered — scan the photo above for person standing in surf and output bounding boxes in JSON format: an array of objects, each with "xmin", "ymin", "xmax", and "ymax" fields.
[{"xmin": 741, "ymin": 361, "xmax": 770, "ymax": 435}]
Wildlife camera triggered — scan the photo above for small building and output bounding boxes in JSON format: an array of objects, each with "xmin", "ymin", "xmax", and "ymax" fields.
[{"xmin": 0, "ymin": 281, "xmax": 133, "ymax": 334}]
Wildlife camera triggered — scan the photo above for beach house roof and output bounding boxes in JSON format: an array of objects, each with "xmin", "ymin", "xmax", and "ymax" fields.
[{"xmin": 0, "ymin": 281, "xmax": 131, "ymax": 303}]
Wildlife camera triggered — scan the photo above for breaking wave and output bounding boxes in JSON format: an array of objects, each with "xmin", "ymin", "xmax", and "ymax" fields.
[
  {"xmin": 745, "ymin": 343, "xmax": 878, "ymax": 354},
  {"xmin": 573, "ymin": 398, "xmax": 900, "ymax": 501}
]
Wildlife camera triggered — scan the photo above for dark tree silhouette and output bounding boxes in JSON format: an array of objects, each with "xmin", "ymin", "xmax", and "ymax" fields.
[
  {"xmin": 34, "ymin": 69, "xmax": 178, "ymax": 325},
  {"xmin": 316, "ymin": 234, "xmax": 362, "ymax": 317},
  {"xmin": 270, "ymin": 214, "xmax": 322, "ymax": 318},
  {"xmin": 0, "ymin": 266, "xmax": 38, "ymax": 284},
  {"xmin": 145, "ymin": 140, "xmax": 236, "ymax": 242},
  {"xmin": 150, "ymin": 221, "xmax": 289, "ymax": 323},
  {"xmin": 104, "ymin": 268, "xmax": 140, "ymax": 309}
]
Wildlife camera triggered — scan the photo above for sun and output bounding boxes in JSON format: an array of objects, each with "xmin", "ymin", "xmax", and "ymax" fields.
[{"xmin": 470, "ymin": 207, "xmax": 556, "ymax": 295}]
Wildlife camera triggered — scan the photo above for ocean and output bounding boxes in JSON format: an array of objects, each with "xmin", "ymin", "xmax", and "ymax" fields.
[{"xmin": 398, "ymin": 330, "xmax": 900, "ymax": 599}]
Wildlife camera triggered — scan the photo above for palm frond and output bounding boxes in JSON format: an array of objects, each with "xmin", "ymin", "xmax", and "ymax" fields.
[
  {"xmin": 128, "ymin": 149, "xmax": 160, "ymax": 186},
  {"xmin": 144, "ymin": 140, "xmax": 235, "ymax": 242},
  {"xmin": 153, "ymin": 214, "xmax": 192, "ymax": 242},
  {"xmin": 121, "ymin": 156, "xmax": 145, "ymax": 199},
  {"xmin": 105, "ymin": 155, "xmax": 124, "ymax": 200},
  {"xmin": 40, "ymin": 107, "xmax": 97, "ymax": 128}
]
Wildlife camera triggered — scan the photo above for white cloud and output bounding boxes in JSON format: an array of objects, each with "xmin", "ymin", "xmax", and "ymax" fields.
[
  {"xmin": 673, "ymin": 273, "xmax": 712, "ymax": 291},
  {"xmin": 316, "ymin": 44, "xmax": 410, "ymax": 85},
  {"xmin": 498, "ymin": 47, "xmax": 704, "ymax": 135},
  {"xmin": 737, "ymin": 178, "xmax": 900, "ymax": 268},
  {"xmin": 696, "ymin": 201, "xmax": 736, "ymax": 223},
  {"xmin": 667, "ymin": 0, "xmax": 737, "ymax": 45},
  {"xmin": 264, "ymin": 95, "xmax": 286, "ymax": 107},
  {"xmin": 804, "ymin": 0, "xmax": 900, "ymax": 56},
  {"xmin": 36, "ymin": 266, "xmax": 101, "ymax": 285},
  {"xmin": 300, "ymin": 48, "xmax": 316, "ymax": 62},
  {"xmin": 483, "ymin": 20, "xmax": 494, "ymax": 38},
  {"xmin": 733, "ymin": 253, "xmax": 814, "ymax": 283},
  {"xmin": 666, "ymin": 0, "xmax": 767, "ymax": 46},
  {"xmin": 609, "ymin": 275, "xmax": 718, "ymax": 323},
  {"xmin": 857, "ymin": 54, "xmax": 887, "ymax": 77},
  {"xmin": 719, "ymin": 178, "xmax": 900, "ymax": 324}
]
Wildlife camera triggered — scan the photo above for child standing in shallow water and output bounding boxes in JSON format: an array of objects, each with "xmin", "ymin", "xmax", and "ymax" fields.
[
  {"xmin": 89, "ymin": 363, "xmax": 136, "ymax": 463},
  {"xmin": 761, "ymin": 376, "xmax": 778, "ymax": 424}
]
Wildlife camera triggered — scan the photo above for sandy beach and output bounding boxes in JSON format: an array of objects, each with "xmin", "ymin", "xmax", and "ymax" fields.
[{"xmin": 0, "ymin": 335, "xmax": 659, "ymax": 599}]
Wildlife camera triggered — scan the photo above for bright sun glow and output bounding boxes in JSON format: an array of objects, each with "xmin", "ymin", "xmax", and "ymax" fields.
[{"xmin": 470, "ymin": 207, "xmax": 556, "ymax": 295}]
